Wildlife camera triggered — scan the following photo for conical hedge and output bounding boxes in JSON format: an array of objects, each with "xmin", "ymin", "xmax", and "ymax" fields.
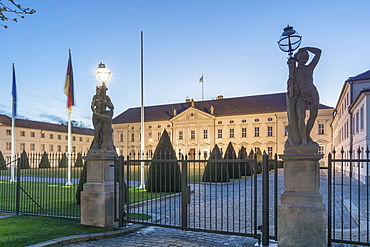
[
  {"xmin": 38, "ymin": 152, "xmax": 50, "ymax": 168},
  {"xmin": 224, "ymin": 142, "xmax": 240, "ymax": 179},
  {"xmin": 145, "ymin": 130, "xmax": 182, "ymax": 192},
  {"xmin": 202, "ymin": 144, "xmax": 230, "ymax": 182},
  {"xmin": 58, "ymin": 153, "xmax": 68, "ymax": 168},
  {"xmin": 238, "ymin": 146, "xmax": 253, "ymax": 176},
  {"xmin": 0, "ymin": 151, "xmax": 6, "ymax": 170},
  {"xmin": 74, "ymin": 153, "xmax": 84, "ymax": 167},
  {"xmin": 248, "ymin": 148, "xmax": 262, "ymax": 174},
  {"xmin": 20, "ymin": 150, "xmax": 30, "ymax": 169},
  {"xmin": 76, "ymin": 161, "xmax": 87, "ymax": 205}
]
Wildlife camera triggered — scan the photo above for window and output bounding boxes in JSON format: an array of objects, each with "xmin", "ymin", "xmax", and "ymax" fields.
[
  {"xmin": 49, "ymin": 144, "xmax": 54, "ymax": 152},
  {"xmin": 267, "ymin": 147, "xmax": 273, "ymax": 157},
  {"xmin": 41, "ymin": 133, "xmax": 45, "ymax": 138},
  {"xmin": 72, "ymin": 146, "xmax": 76, "ymax": 153},
  {"xmin": 79, "ymin": 137, "xmax": 83, "ymax": 142},
  {"xmin": 31, "ymin": 132, "xmax": 35, "ymax": 138},
  {"xmin": 229, "ymin": 128, "xmax": 234, "ymax": 138},
  {"xmin": 57, "ymin": 145, "xmax": 62, "ymax": 152},
  {"xmin": 20, "ymin": 143, "xmax": 25, "ymax": 151},
  {"xmin": 179, "ymin": 131, "xmax": 183, "ymax": 140},
  {"xmin": 318, "ymin": 123, "xmax": 325, "ymax": 135},
  {"xmin": 119, "ymin": 132, "xmax": 124, "ymax": 142},
  {"xmin": 49, "ymin": 134, "xmax": 54, "ymax": 139},
  {"xmin": 218, "ymin": 121, "xmax": 222, "ymax": 124},
  {"xmin": 360, "ymin": 106, "xmax": 364, "ymax": 130},
  {"xmin": 218, "ymin": 129, "xmax": 222, "ymax": 138},
  {"xmin": 41, "ymin": 144, "xmax": 45, "ymax": 152},
  {"xmin": 131, "ymin": 133, "xmax": 135, "ymax": 142},
  {"xmin": 254, "ymin": 127, "xmax": 260, "ymax": 137},
  {"xmin": 242, "ymin": 119, "xmax": 246, "ymax": 123},
  {"xmin": 230, "ymin": 120, "xmax": 234, "ymax": 123},
  {"xmin": 148, "ymin": 132, "xmax": 152, "ymax": 140},
  {"xmin": 242, "ymin": 128, "xmax": 247, "ymax": 137},
  {"xmin": 203, "ymin": 130, "xmax": 208, "ymax": 139},
  {"xmin": 65, "ymin": 135, "xmax": 68, "ymax": 140},
  {"xmin": 73, "ymin": 136, "xmax": 76, "ymax": 141},
  {"xmin": 267, "ymin": 126, "xmax": 273, "ymax": 136},
  {"xmin": 157, "ymin": 132, "xmax": 161, "ymax": 141},
  {"xmin": 6, "ymin": 142, "xmax": 11, "ymax": 150},
  {"xmin": 57, "ymin": 134, "xmax": 61, "ymax": 140},
  {"xmin": 318, "ymin": 145, "xmax": 325, "ymax": 155},
  {"xmin": 356, "ymin": 111, "xmax": 359, "ymax": 133},
  {"xmin": 284, "ymin": 126, "xmax": 288, "ymax": 136},
  {"xmin": 191, "ymin": 130, "xmax": 195, "ymax": 139},
  {"xmin": 86, "ymin": 137, "xmax": 89, "ymax": 142},
  {"xmin": 30, "ymin": 143, "xmax": 35, "ymax": 151},
  {"xmin": 6, "ymin": 129, "xmax": 11, "ymax": 135},
  {"xmin": 65, "ymin": 146, "xmax": 68, "ymax": 152},
  {"xmin": 20, "ymin": 131, "xmax": 25, "ymax": 137}
]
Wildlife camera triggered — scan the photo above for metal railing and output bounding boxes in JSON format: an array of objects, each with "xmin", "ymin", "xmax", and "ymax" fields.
[
  {"xmin": 328, "ymin": 148, "xmax": 370, "ymax": 246},
  {"xmin": 0, "ymin": 152, "xmax": 84, "ymax": 218}
]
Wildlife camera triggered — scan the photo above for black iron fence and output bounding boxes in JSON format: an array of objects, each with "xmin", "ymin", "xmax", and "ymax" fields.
[
  {"xmin": 0, "ymin": 152, "xmax": 84, "ymax": 218},
  {"xmin": 115, "ymin": 151, "xmax": 279, "ymax": 244},
  {"xmin": 328, "ymin": 148, "xmax": 370, "ymax": 246}
]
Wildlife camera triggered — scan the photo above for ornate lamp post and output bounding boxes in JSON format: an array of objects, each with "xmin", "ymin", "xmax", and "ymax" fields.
[
  {"xmin": 277, "ymin": 25, "xmax": 302, "ymax": 57},
  {"xmin": 95, "ymin": 62, "xmax": 112, "ymax": 85}
]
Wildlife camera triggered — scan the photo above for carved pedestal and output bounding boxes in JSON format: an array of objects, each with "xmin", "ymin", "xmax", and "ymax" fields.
[
  {"xmin": 80, "ymin": 149, "xmax": 116, "ymax": 227},
  {"xmin": 278, "ymin": 145, "xmax": 326, "ymax": 247}
]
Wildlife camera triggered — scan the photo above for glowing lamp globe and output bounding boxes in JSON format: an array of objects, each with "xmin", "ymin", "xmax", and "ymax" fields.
[
  {"xmin": 95, "ymin": 62, "xmax": 112, "ymax": 85},
  {"xmin": 277, "ymin": 25, "xmax": 302, "ymax": 56}
]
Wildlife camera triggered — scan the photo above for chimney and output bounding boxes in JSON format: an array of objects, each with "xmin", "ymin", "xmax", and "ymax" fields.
[
  {"xmin": 217, "ymin": 95, "xmax": 223, "ymax": 99},
  {"xmin": 186, "ymin": 98, "xmax": 191, "ymax": 103}
]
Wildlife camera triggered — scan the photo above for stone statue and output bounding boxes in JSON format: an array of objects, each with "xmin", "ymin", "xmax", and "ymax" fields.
[
  {"xmin": 91, "ymin": 84, "xmax": 114, "ymax": 150},
  {"xmin": 286, "ymin": 47, "xmax": 321, "ymax": 147},
  {"xmin": 210, "ymin": 105, "xmax": 214, "ymax": 115}
]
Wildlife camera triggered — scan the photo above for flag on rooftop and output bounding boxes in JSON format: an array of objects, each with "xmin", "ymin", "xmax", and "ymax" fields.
[
  {"xmin": 64, "ymin": 50, "xmax": 75, "ymax": 111},
  {"xmin": 11, "ymin": 63, "xmax": 17, "ymax": 118},
  {"xmin": 199, "ymin": 75, "xmax": 203, "ymax": 82}
]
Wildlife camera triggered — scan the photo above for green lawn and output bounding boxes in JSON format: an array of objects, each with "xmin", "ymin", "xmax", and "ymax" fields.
[{"xmin": 0, "ymin": 215, "xmax": 119, "ymax": 247}]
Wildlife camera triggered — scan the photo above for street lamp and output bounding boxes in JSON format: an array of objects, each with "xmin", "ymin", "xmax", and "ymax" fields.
[
  {"xmin": 95, "ymin": 62, "xmax": 112, "ymax": 85},
  {"xmin": 277, "ymin": 25, "xmax": 302, "ymax": 57}
]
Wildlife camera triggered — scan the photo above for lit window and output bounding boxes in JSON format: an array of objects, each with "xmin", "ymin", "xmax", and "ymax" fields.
[
  {"xmin": 268, "ymin": 126, "xmax": 273, "ymax": 137},
  {"xmin": 203, "ymin": 130, "xmax": 208, "ymax": 139},
  {"xmin": 242, "ymin": 128, "xmax": 246, "ymax": 137},
  {"xmin": 254, "ymin": 127, "xmax": 260, "ymax": 137},
  {"xmin": 230, "ymin": 129, "xmax": 234, "ymax": 138}
]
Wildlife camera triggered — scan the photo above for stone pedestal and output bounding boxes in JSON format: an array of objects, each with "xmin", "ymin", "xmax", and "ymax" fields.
[
  {"xmin": 278, "ymin": 145, "xmax": 326, "ymax": 247},
  {"xmin": 81, "ymin": 149, "xmax": 116, "ymax": 227}
]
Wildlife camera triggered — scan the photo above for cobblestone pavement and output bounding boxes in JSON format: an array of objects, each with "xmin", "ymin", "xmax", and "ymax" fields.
[{"xmin": 67, "ymin": 226, "xmax": 257, "ymax": 247}]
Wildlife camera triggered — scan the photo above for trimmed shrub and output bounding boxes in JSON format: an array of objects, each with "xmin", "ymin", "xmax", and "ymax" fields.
[
  {"xmin": 74, "ymin": 153, "xmax": 84, "ymax": 167},
  {"xmin": 224, "ymin": 142, "xmax": 240, "ymax": 179},
  {"xmin": 19, "ymin": 150, "xmax": 30, "ymax": 169},
  {"xmin": 39, "ymin": 152, "xmax": 51, "ymax": 168},
  {"xmin": 238, "ymin": 146, "xmax": 253, "ymax": 176},
  {"xmin": 58, "ymin": 153, "xmax": 68, "ymax": 168},
  {"xmin": 145, "ymin": 130, "xmax": 182, "ymax": 192},
  {"xmin": 202, "ymin": 144, "xmax": 230, "ymax": 182},
  {"xmin": 248, "ymin": 149, "xmax": 262, "ymax": 174},
  {"xmin": 76, "ymin": 161, "xmax": 87, "ymax": 205},
  {"xmin": 0, "ymin": 151, "xmax": 6, "ymax": 170}
]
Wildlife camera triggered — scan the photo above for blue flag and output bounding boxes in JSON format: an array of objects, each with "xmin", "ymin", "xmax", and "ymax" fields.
[{"xmin": 11, "ymin": 63, "xmax": 17, "ymax": 118}]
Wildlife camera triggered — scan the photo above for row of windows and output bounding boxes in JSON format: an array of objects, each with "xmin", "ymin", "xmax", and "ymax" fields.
[
  {"xmin": 338, "ymin": 105, "xmax": 364, "ymax": 143},
  {"xmin": 6, "ymin": 142, "xmax": 86, "ymax": 153},
  {"xmin": 5, "ymin": 129, "xmax": 90, "ymax": 142}
]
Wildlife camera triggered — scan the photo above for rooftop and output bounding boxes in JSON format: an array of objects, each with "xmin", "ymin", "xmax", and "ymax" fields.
[
  {"xmin": 113, "ymin": 92, "xmax": 333, "ymax": 124},
  {"xmin": 0, "ymin": 115, "xmax": 94, "ymax": 136},
  {"xmin": 346, "ymin": 69, "xmax": 370, "ymax": 82}
]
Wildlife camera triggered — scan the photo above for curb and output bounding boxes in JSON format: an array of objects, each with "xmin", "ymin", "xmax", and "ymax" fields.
[{"xmin": 25, "ymin": 224, "xmax": 146, "ymax": 247}]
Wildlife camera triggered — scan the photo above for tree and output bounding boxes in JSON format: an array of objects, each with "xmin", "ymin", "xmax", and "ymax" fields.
[
  {"xmin": 238, "ymin": 146, "xmax": 253, "ymax": 176},
  {"xmin": 224, "ymin": 142, "xmax": 241, "ymax": 179},
  {"xmin": 19, "ymin": 150, "xmax": 30, "ymax": 169},
  {"xmin": 58, "ymin": 153, "xmax": 68, "ymax": 168},
  {"xmin": 0, "ymin": 0, "xmax": 35, "ymax": 29},
  {"xmin": 145, "ymin": 130, "xmax": 182, "ymax": 192},
  {"xmin": 202, "ymin": 144, "xmax": 229, "ymax": 182},
  {"xmin": 74, "ymin": 153, "xmax": 84, "ymax": 167}
]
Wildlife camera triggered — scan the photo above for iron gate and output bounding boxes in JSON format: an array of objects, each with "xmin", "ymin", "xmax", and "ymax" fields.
[
  {"xmin": 115, "ymin": 152, "xmax": 278, "ymax": 244},
  {"xmin": 328, "ymin": 149, "xmax": 370, "ymax": 246}
]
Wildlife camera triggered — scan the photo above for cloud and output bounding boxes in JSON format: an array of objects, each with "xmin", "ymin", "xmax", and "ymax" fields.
[{"xmin": 38, "ymin": 113, "xmax": 65, "ymax": 124}]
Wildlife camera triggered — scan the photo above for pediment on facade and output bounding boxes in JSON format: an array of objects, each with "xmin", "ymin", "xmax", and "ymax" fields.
[
  {"xmin": 266, "ymin": 141, "xmax": 276, "ymax": 145},
  {"xmin": 316, "ymin": 139, "xmax": 329, "ymax": 144},
  {"xmin": 239, "ymin": 142, "xmax": 248, "ymax": 146},
  {"xmin": 252, "ymin": 141, "xmax": 262, "ymax": 146},
  {"xmin": 170, "ymin": 107, "xmax": 214, "ymax": 123}
]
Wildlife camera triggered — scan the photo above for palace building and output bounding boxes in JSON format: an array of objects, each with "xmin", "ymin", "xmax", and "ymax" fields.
[
  {"xmin": 0, "ymin": 114, "xmax": 94, "ymax": 158},
  {"xmin": 112, "ymin": 92, "xmax": 333, "ymax": 164}
]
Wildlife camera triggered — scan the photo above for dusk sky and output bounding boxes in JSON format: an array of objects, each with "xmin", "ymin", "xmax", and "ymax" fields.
[{"xmin": 1, "ymin": 1, "xmax": 370, "ymax": 127}]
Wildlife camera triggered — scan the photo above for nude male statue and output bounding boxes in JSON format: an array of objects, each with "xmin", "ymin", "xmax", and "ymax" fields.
[{"xmin": 286, "ymin": 47, "xmax": 321, "ymax": 146}]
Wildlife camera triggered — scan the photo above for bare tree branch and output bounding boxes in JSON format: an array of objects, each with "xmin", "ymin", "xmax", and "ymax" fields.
[{"xmin": 0, "ymin": 0, "xmax": 35, "ymax": 28}]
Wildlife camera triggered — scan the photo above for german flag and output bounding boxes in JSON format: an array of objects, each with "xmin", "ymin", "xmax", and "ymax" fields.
[{"xmin": 64, "ymin": 50, "xmax": 75, "ymax": 111}]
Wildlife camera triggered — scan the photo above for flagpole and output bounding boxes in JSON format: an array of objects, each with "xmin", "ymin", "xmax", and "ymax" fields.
[
  {"xmin": 10, "ymin": 63, "xmax": 16, "ymax": 182},
  {"xmin": 202, "ymin": 74, "xmax": 204, "ymax": 101},
  {"xmin": 139, "ymin": 31, "xmax": 145, "ymax": 190},
  {"xmin": 66, "ymin": 108, "xmax": 72, "ymax": 186}
]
